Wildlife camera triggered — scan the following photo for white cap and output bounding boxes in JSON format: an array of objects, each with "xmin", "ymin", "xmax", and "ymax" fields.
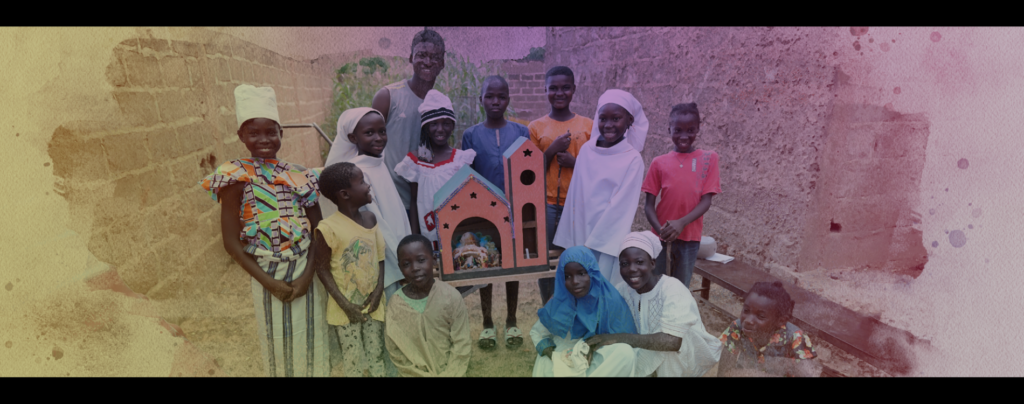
[{"xmin": 234, "ymin": 84, "xmax": 280, "ymax": 130}]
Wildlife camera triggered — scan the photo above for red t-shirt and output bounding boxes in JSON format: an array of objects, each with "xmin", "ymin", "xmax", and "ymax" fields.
[{"xmin": 641, "ymin": 150, "xmax": 721, "ymax": 242}]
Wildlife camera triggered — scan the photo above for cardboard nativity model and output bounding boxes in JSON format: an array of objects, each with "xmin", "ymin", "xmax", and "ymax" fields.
[{"xmin": 432, "ymin": 137, "xmax": 549, "ymax": 282}]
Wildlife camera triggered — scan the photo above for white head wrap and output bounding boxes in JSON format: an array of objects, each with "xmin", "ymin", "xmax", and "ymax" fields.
[
  {"xmin": 325, "ymin": 107, "xmax": 384, "ymax": 165},
  {"xmin": 619, "ymin": 231, "xmax": 663, "ymax": 260},
  {"xmin": 418, "ymin": 89, "xmax": 456, "ymax": 128},
  {"xmin": 589, "ymin": 89, "xmax": 649, "ymax": 152},
  {"xmin": 234, "ymin": 84, "xmax": 280, "ymax": 130}
]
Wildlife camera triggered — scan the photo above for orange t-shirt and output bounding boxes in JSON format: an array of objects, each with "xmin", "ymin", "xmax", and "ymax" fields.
[{"xmin": 528, "ymin": 114, "xmax": 593, "ymax": 206}]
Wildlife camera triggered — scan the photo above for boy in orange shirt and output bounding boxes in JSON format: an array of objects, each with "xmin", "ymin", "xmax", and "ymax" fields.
[{"xmin": 528, "ymin": 66, "xmax": 592, "ymax": 305}]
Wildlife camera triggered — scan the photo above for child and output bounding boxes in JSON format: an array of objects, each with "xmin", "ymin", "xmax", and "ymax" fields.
[
  {"xmin": 531, "ymin": 246, "xmax": 636, "ymax": 377},
  {"xmin": 323, "ymin": 108, "xmax": 412, "ymax": 304},
  {"xmin": 587, "ymin": 231, "xmax": 722, "ymax": 377},
  {"xmin": 394, "ymin": 90, "xmax": 476, "ymax": 250},
  {"xmin": 371, "ymin": 29, "xmax": 447, "ymax": 211},
  {"xmin": 460, "ymin": 75, "xmax": 531, "ymax": 350},
  {"xmin": 529, "ymin": 66, "xmax": 593, "ymax": 305},
  {"xmin": 199, "ymin": 84, "xmax": 329, "ymax": 377},
  {"xmin": 553, "ymin": 89, "xmax": 648, "ymax": 287},
  {"xmin": 717, "ymin": 281, "xmax": 821, "ymax": 377},
  {"xmin": 312, "ymin": 162, "xmax": 389, "ymax": 377},
  {"xmin": 386, "ymin": 234, "xmax": 472, "ymax": 377},
  {"xmin": 642, "ymin": 103, "xmax": 720, "ymax": 288}
]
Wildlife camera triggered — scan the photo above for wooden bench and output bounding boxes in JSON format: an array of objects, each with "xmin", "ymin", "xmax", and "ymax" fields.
[{"xmin": 692, "ymin": 259, "xmax": 925, "ymax": 377}]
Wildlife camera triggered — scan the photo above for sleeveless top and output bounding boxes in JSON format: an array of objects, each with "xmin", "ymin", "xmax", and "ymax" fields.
[{"xmin": 383, "ymin": 81, "xmax": 425, "ymax": 210}]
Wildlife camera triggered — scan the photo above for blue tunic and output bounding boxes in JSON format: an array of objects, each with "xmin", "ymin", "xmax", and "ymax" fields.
[{"xmin": 460, "ymin": 121, "xmax": 530, "ymax": 192}]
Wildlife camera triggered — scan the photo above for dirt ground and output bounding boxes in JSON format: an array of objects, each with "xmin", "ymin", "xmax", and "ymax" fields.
[{"xmin": 171, "ymin": 261, "xmax": 887, "ymax": 377}]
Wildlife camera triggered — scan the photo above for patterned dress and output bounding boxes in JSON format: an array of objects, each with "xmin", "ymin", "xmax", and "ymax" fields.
[
  {"xmin": 200, "ymin": 158, "xmax": 330, "ymax": 377},
  {"xmin": 719, "ymin": 319, "xmax": 817, "ymax": 376}
]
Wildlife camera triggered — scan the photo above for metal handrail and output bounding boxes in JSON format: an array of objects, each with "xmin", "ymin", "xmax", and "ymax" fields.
[{"xmin": 282, "ymin": 123, "xmax": 332, "ymax": 146}]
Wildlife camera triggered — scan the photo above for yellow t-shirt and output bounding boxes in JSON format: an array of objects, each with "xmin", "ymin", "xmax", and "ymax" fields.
[{"xmin": 317, "ymin": 212, "xmax": 387, "ymax": 326}]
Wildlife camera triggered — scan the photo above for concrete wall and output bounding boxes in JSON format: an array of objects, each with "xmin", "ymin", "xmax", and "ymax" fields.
[{"xmin": 544, "ymin": 27, "xmax": 928, "ymax": 278}]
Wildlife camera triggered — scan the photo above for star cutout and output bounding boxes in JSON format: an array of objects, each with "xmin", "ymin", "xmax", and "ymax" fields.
[
  {"xmin": 490, "ymin": 201, "xmax": 497, "ymax": 207},
  {"xmin": 470, "ymin": 192, "xmax": 477, "ymax": 199},
  {"xmin": 523, "ymin": 149, "xmax": 533, "ymax": 157},
  {"xmin": 451, "ymin": 204, "xmax": 460, "ymax": 211},
  {"xmin": 503, "ymin": 216, "xmax": 510, "ymax": 223},
  {"xmin": 443, "ymin": 223, "xmax": 449, "ymax": 229}
]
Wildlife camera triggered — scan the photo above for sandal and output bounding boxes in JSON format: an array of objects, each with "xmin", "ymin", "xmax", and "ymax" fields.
[
  {"xmin": 478, "ymin": 327, "xmax": 497, "ymax": 350},
  {"xmin": 504, "ymin": 326, "xmax": 524, "ymax": 348}
]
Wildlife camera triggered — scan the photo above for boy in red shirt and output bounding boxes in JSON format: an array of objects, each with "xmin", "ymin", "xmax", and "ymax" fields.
[{"xmin": 641, "ymin": 103, "xmax": 720, "ymax": 288}]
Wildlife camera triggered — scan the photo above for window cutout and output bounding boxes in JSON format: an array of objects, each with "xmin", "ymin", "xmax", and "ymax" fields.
[
  {"xmin": 520, "ymin": 169, "xmax": 536, "ymax": 186},
  {"xmin": 521, "ymin": 203, "xmax": 538, "ymax": 259}
]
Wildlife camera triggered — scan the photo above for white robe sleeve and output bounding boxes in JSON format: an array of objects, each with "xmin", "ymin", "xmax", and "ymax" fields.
[{"xmin": 586, "ymin": 155, "xmax": 645, "ymax": 256}]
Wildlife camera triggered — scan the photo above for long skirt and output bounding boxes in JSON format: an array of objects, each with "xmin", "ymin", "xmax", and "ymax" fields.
[{"xmin": 250, "ymin": 245, "xmax": 331, "ymax": 377}]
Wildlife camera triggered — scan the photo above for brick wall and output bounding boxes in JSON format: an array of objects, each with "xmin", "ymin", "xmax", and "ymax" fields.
[
  {"xmin": 47, "ymin": 34, "xmax": 336, "ymax": 301},
  {"xmin": 503, "ymin": 60, "xmax": 548, "ymax": 123},
  {"xmin": 544, "ymin": 27, "xmax": 928, "ymax": 277}
]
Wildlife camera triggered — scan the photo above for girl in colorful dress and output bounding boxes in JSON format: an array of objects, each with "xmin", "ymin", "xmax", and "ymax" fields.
[
  {"xmin": 200, "ymin": 84, "xmax": 329, "ymax": 377},
  {"xmin": 717, "ymin": 281, "xmax": 821, "ymax": 377},
  {"xmin": 394, "ymin": 90, "xmax": 476, "ymax": 251}
]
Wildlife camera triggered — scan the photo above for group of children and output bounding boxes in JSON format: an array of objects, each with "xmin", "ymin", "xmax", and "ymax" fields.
[{"xmin": 200, "ymin": 29, "xmax": 821, "ymax": 377}]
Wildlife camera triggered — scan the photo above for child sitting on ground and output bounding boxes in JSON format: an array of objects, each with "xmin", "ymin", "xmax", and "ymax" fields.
[
  {"xmin": 395, "ymin": 90, "xmax": 476, "ymax": 250},
  {"xmin": 642, "ymin": 103, "xmax": 720, "ymax": 288},
  {"xmin": 529, "ymin": 66, "xmax": 593, "ymax": 305},
  {"xmin": 200, "ymin": 84, "xmax": 329, "ymax": 377},
  {"xmin": 588, "ymin": 231, "xmax": 722, "ymax": 377},
  {"xmin": 386, "ymin": 234, "xmax": 472, "ymax": 377},
  {"xmin": 717, "ymin": 281, "xmax": 821, "ymax": 377},
  {"xmin": 460, "ymin": 75, "xmax": 531, "ymax": 350},
  {"xmin": 312, "ymin": 162, "xmax": 389, "ymax": 377}
]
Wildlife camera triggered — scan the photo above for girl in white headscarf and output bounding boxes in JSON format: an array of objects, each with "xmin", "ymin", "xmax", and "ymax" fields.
[
  {"xmin": 587, "ymin": 231, "xmax": 723, "ymax": 377},
  {"xmin": 321, "ymin": 108, "xmax": 412, "ymax": 305},
  {"xmin": 553, "ymin": 89, "xmax": 649, "ymax": 287}
]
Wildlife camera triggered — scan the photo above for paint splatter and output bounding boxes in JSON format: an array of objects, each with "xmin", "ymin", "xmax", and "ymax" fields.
[
  {"xmin": 850, "ymin": 27, "xmax": 869, "ymax": 36},
  {"xmin": 880, "ymin": 42, "xmax": 891, "ymax": 52},
  {"xmin": 949, "ymin": 230, "xmax": 967, "ymax": 248},
  {"xmin": 4, "ymin": 282, "xmax": 11, "ymax": 291},
  {"xmin": 957, "ymin": 158, "xmax": 969, "ymax": 169},
  {"xmin": 929, "ymin": 209, "xmax": 935, "ymax": 215},
  {"xmin": 931, "ymin": 32, "xmax": 942, "ymax": 42},
  {"xmin": 52, "ymin": 347, "xmax": 64, "ymax": 360},
  {"xmin": 931, "ymin": 241, "xmax": 938, "ymax": 248},
  {"xmin": 853, "ymin": 41, "xmax": 861, "ymax": 51},
  {"xmin": 972, "ymin": 208, "xmax": 982, "ymax": 218},
  {"xmin": 968, "ymin": 224, "xmax": 974, "ymax": 229}
]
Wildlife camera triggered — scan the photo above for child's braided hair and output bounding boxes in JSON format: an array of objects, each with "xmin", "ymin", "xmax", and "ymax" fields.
[
  {"xmin": 320, "ymin": 162, "xmax": 360, "ymax": 206},
  {"xmin": 745, "ymin": 281, "xmax": 795, "ymax": 320}
]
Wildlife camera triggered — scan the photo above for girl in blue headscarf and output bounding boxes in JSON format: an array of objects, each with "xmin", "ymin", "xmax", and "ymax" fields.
[{"xmin": 530, "ymin": 246, "xmax": 638, "ymax": 377}]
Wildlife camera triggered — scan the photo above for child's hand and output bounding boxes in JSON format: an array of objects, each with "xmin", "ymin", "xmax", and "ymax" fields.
[
  {"xmin": 265, "ymin": 279, "xmax": 294, "ymax": 302},
  {"xmin": 660, "ymin": 220, "xmax": 684, "ymax": 243},
  {"xmin": 365, "ymin": 287, "xmax": 383, "ymax": 314},
  {"xmin": 542, "ymin": 346, "xmax": 555, "ymax": 359},
  {"xmin": 287, "ymin": 276, "xmax": 312, "ymax": 302},
  {"xmin": 550, "ymin": 132, "xmax": 572, "ymax": 153},
  {"xmin": 555, "ymin": 152, "xmax": 576, "ymax": 168},
  {"xmin": 342, "ymin": 301, "xmax": 369, "ymax": 324}
]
